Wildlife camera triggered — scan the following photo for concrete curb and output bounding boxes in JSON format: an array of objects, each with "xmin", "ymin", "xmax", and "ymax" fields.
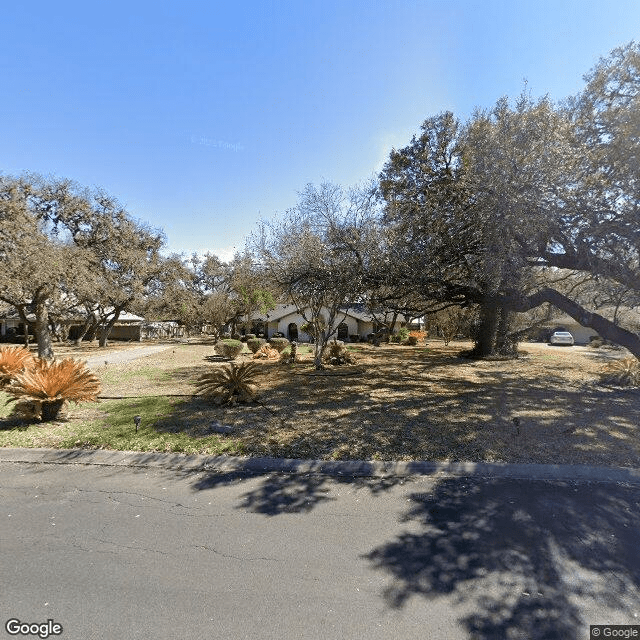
[{"xmin": 1, "ymin": 447, "xmax": 640, "ymax": 485}]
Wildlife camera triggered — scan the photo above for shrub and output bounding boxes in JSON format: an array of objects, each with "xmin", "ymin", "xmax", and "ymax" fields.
[
  {"xmin": 323, "ymin": 340, "xmax": 356, "ymax": 366},
  {"xmin": 196, "ymin": 362, "xmax": 260, "ymax": 405},
  {"xmin": 245, "ymin": 333, "xmax": 256, "ymax": 341},
  {"xmin": 599, "ymin": 357, "xmax": 640, "ymax": 387},
  {"xmin": 397, "ymin": 327, "xmax": 410, "ymax": 342},
  {"xmin": 407, "ymin": 336, "xmax": 418, "ymax": 346},
  {"xmin": 0, "ymin": 346, "xmax": 34, "ymax": 388},
  {"xmin": 246, "ymin": 338, "xmax": 267, "ymax": 353},
  {"xmin": 6, "ymin": 358, "xmax": 101, "ymax": 421},
  {"xmin": 590, "ymin": 338, "xmax": 604, "ymax": 348},
  {"xmin": 349, "ymin": 334, "xmax": 360, "ymax": 343},
  {"xmin": 268, "ymin": 337, "xmax": 290, "ymax": 353},
  {"xmin": 390, "ymin": 335, "xmax": 401, "ymax": 344},
  {"xmin": 253, "ymin": 344, "xmax": 279, "ymax": 360},
  {"xmin": 214, "ymin": 339, "xmax": 245, "ymax": 360}
]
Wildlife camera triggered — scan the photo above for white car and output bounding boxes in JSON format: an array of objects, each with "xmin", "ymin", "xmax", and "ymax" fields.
[{"xmin": 549, "ymin": 331, "xmax": 574, "ymax": 346}]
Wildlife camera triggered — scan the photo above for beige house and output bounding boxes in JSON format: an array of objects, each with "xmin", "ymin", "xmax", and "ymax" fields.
[
  {"xmin": 0, "ymin": 308, "xmax": 147, "ymax": 343},
  {"xmin": 249, "ymin": 304, "xmax": 414, "ymax": 342}
]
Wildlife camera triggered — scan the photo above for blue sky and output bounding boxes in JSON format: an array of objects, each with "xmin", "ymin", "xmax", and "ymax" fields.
[{"xmin": 2, "ymin": 1, "xmax": 639, "ymax": 260}]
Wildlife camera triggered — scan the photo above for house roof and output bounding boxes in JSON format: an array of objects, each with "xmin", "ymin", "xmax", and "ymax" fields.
[
  {"xmin": 0, "ymin": 308, "xmax": 144, "ymax": 324},
  {"xmin": 251, "ymin": 303, "xmax": 411, "ymax": 324}
]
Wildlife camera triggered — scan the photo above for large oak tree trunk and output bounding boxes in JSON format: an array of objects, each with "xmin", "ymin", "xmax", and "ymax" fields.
[
  {"xmin": 34, "ymin": 295, "xmax": 54, "ymax": 359},
  {"xmin": 74, "ymin": 316, "xmax": 98, "ymax": 346},
  {"xmin": 470, "ymin": 300, "xmax": 519, "ymax": 358},
  {"xmin": 97, "ymin": 305, "xmax": 128, "ymax": 347},
  {"xmin": 471, "ymin": 299, "xmax": 500, "ymax": 357}
]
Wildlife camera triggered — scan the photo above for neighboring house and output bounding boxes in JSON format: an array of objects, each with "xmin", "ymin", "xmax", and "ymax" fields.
[
  {"xmin": 141, "ymin": 321, "xmax": 185, "ymax": 340},
  {"xmin": 65, "ymin": 310, "xmax": 146, "ymax": 341},
  {"xmin": 248, "ymin": 304, "xmax": 417, "ymax": 342},
  {"xmin": 537, "ymin": 306, "xmax": 640, "ymax": 344},
  {"xmin": 0, "ymin": 308, "xmax": 147, "ymax": 342},
  {"xmin": 103, "ymin": 312, "xmax": 146, "ymax": 341},
  {"xmin": 0, "ymin": 309, "xmax": 34, "ymax": 340}
]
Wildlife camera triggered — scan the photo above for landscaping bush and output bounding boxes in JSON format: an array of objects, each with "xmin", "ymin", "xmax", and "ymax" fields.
[
  {"xmin": 0, "ymin": 346, "xmax": 34, "ymax": 388},
  {"xmin": 590, "ymin": 337, "xmax": 604, "ymax": 348},
  {"xmin": 196, "ymin": 361, "xmax": 260, "ymax": 405},
  {"xmin": 407, "ymin": 336, "xmax": 418, "ymax": 346},
  {"xmin": 268, "ymin": 337, "xmax": 290, "ymax": 353},
  {"xmin": 215, "ymin": 339, "xmax": 245, "ymax": 360},
  {"xmin": 349, "ymin": 334, "xmax": 359, "ymax": 343},
  {"xmin": 323, "ymin": 340, "xmax": 356, "ymax": 366},
  {"xmin": 246, "ymin": 338, "xmax": 267, "ymax": 353},
  {"xmin": 6, "ymin": 357, "xmax": 101, "ymax": 421},
  {"xmin": 397, "ymin": 327, "xmax": 410, "ymax": 342},
  {"xmin": 599, "ymin": 357, "xmax": 640, "ymax": 387},
  {"xmin": 390, "ymin": 335, "xmax": 401, "ymax": 344},
  {"xmin": 253, "ymin": 344, "xmax": 279, "ymax": 360},
  {"xmin": 245, "ymin": 333, "xmax": 256, "ymax": 341}
]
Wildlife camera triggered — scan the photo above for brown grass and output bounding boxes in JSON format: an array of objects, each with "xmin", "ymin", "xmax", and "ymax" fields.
[{"xmin": 3, "ymin": 338, "xmax": 639, "ymax": 467}]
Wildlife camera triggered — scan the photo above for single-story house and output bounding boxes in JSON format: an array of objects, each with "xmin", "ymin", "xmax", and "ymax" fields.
[
  {"xmin": 247, "ymin": 304, "xmax": 417, "ymax": 342},
  {"xmin": 65, "ymin": 311, "xmax": 146, "ymax": 341},
  {"xmin": 0, "ymin": 308, "xmax": 146, "ymax": 342},
  {"xmin": 103, "ymin": 312, "xmax": 146, "ymax": 341},
  {"xmin": 0, "ymin": 309, "xmax": 34, "ymax": 340}
]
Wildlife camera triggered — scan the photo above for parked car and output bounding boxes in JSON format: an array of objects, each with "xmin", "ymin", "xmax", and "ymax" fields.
[{"xmin": 549, "ymin": 331, "xmax": 574, "ymax": 346}]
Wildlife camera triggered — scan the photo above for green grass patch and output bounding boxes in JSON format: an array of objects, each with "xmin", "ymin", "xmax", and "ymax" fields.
[
  {"xmin": 0, "ymin": 391, "xmax": 11, "ymax": 419},
  {"xmin": 0, "ymin": 394, "xmax": 245, "ymax": 456}
]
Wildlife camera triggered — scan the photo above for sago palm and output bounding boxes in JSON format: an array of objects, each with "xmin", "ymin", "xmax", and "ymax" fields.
[
  {"xmin": 0, "ymin": 346, "xmax": 34, "ymax": 388},
  {"xmin": 6, "ymin": 358, "xmax": 101, "ymax": 421},
  {"xmin": 600, "ymin": 357, "xmax": 640, "ymax": 387},
  {"xmin": 196, "ymin": 362, "xmax": 260, "ymax": 405}
]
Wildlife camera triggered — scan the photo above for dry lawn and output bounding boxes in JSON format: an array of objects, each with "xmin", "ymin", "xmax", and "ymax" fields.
[{"xmin": 4, "ymin": 338, "xmax": 640, "ymax": 467}]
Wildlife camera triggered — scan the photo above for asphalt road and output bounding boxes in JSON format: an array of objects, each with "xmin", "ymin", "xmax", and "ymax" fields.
[{"xmin": 2, "ymin": 460, "xmax": 640, "ymax": 640}]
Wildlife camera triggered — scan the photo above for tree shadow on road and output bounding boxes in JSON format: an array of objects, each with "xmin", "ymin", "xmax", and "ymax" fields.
[
  {"xmin": 363, "ymin": 476, "xmax": 640, "ymax": 640},
  {"xmin": 192, "ymin": 469, "xmax": 408, "ymax": 516}
]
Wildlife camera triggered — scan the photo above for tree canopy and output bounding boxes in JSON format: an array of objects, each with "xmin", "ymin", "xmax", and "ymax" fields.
[
  {"xmin": 377, "ymin": 42, "xmax": 640, "ymax": 358},
  {"xmin": 0, "ymin": 174, "xmax": 166, "ymax": 356}
]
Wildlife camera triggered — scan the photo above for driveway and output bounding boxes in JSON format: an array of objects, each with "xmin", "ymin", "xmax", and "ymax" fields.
[
  {"xmin": 1, "ymin": 457, "xmax": 639, "ymax": 639},
  {"xmin": 82, "ymin": 344, "xmax": 176, "ymax": 368}
]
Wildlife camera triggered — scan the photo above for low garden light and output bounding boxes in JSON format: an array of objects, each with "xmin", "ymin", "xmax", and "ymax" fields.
[{"xmin": 134, "ymin": 415, "xmax": 141, "ymax": 432}]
